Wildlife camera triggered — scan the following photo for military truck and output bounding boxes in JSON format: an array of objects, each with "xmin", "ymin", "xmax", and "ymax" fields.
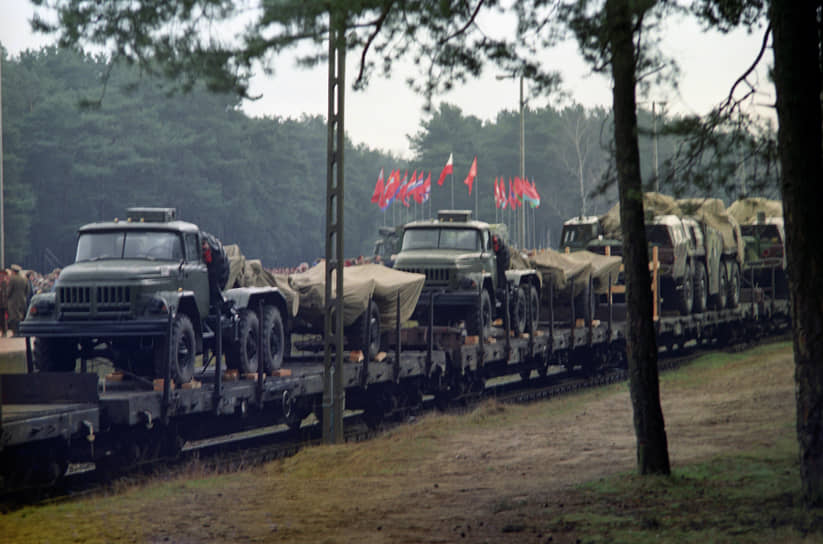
[
  {"xmin": 372, "ymin": 225, "xmax": 403, "ymax": 264},
  {"xmin": 393, "ymin": 210, "xmax": 541, "ymax": 336},
  {"xmin": 20, "ymin": 208, "xmax": 289, "ymax": 384},
  {"xmin": 559, "ymin": 216, "xmax": 606, "ymax": 252}
]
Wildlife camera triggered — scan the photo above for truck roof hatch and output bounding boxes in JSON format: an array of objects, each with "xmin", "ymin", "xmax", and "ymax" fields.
[{"xmin": 126, "ymin": 207, "xmax": 177, "ymax": 223}]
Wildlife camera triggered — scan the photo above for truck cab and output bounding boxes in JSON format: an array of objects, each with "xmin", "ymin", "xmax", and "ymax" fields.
[{"xmin": 394, "ymin": 210, "xmax": 540, "ymax": 336}]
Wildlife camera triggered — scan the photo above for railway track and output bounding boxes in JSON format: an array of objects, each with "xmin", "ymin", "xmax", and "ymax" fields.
[{"xmin": 1, "ymin": 331, "xmax": 789, "ymax": 512}]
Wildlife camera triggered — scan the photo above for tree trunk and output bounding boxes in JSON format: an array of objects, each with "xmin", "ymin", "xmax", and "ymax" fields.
[
  {"xmin": 771, "ymin": 0, "xmax": 823, "ymax": 506},
  {"xmin": 606, "ymin": 0, "xmax": 670, "ymax": 475}
]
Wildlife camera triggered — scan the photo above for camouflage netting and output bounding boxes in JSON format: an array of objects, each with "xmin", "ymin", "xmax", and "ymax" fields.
[
  {"xmin": 677, "ymin": 198, "xmax": 744, "ymax": 263},
  {"xmin": 289, "ymin": 261, "xmax": 425, "ymax": 329},
  {"xmin": 600, "ymin": 192, "xmax": 681, "ymax": 238},
  {"xmin": 224, "ymin": 244, "xmax": 299, "ymax": 317},
  {"xmin": 527, "ymin": 249, "xmax": 621, "ymax": 297},
  {"xmin": 727, "ymin": 198, "xmax": 783, "ymax": 225}
]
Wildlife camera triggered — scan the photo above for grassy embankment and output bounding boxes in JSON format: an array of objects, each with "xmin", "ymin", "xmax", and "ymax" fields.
[{"xmin": 2, "ymin": 341, "xmax": 821, "ymax": 543}]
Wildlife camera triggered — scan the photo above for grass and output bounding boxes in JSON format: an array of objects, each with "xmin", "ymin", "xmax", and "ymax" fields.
[{"xmin": 2, "ymin": 339, "xmax": 818, "ymax": 544}]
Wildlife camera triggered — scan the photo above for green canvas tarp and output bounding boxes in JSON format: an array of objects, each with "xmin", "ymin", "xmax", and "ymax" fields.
[
  {"xmin": 289, "ymin": 261, "xmax": 425, "ymax": 329},
  {"xmin": 677, "ymin": 198, "xmax": 744, "ymax": 263},
  {"xmin": 527, "ymin": 249, "xmax": 621, "ymax": 297},
  {"xmin": 727, "ymin": 197, "xmax": 783, "ymax": 225},
  {"xmin": 224, "ymin": 244, "xmax": 299, "ymax": 317}
]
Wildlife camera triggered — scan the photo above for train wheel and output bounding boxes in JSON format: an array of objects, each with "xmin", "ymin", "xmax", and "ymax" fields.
[{"xmin": 712, "ymin": 266, "xmax": 728, "ymax": 310}]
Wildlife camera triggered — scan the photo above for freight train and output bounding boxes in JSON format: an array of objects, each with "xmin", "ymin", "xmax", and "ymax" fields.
[{"xmin": 0, "ymin": 208, "xmax": 790, "ymax": 494}]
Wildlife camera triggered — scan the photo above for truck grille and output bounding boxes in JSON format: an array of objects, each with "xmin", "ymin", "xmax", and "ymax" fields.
[
  {"xmin": 58, "ymin": 285, "xmax": 133, "ymax": 318},
  {"xmin": 397, "ymin": 267, "xmax": 452, "ymax": 286}
]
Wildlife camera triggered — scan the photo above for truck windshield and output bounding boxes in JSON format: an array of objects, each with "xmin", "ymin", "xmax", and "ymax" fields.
[
  {"xmin": 76, "ymin": 231, "xmax": 184, "ymax": 262},
  {"xmin": 646, "ymin": 225, "xmax": 672, "ymax": 246},
  {"xmin": 401, "ymin": 228, "xmax": 480, "ymax": 251},
  {"xmin": 561, "ymin": 224, "xmax": 596, "ymax": 248}
]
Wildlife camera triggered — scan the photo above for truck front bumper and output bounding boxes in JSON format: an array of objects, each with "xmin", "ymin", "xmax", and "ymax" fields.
[{"xmin": 19, "ymin": 318, "xmax": 169, "ymax": 338}]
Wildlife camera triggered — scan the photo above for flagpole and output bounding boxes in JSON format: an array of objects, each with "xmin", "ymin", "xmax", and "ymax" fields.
[
  {"xmin": 450, "ymin": 171, "xmax": 454, "ymax": 209},
  {"xmin": 475, "ymin": 176, "xmax": 478, "ymax": 219}
]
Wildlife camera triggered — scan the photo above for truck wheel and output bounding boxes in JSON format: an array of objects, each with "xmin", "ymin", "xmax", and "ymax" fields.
[
  {"xmin": 679, "ymin": 271, "xmax": 694, "ymax": 315},
  {"xmin": 467, "ymin": 290, "xmax": 492, "ymax": 338},
  {"xmin": 712, "ymin": 266, "xmax": 728, "ymax": 310},
  {"xmin": 528, "ymin": 285, "xmax": 540, "ymax": 333},
  {"xmin": 227, "ymin": 309, "xmax": 259, "ymax": 375},
  {"xmin": 511, "ymin": 286, "xmax": 527, "ymax": 335},
  {"xmin": 261, "ymin": 305, "xmax": 285, "ymax": 372},
  {"xmin": 154, "ymin": 314, "xmax": 196, "ymax": 384},
  {"xmin": 33, "ymin": 338, "xmax": 78, "ymax": 372},
  {"xmin": 727, "ymin": 263, "xmax": 740, "ymax": 309},
  {"xmin": 693, "ymin": 264, "xmax": 707, "ymax": 313},
  {"xmin": 347, "ymin": 300, "xmax": 381, "ymax": 359}
]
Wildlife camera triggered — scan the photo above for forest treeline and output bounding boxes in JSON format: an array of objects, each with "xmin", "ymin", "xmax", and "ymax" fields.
[{"xmin": 1, "ymin": 47, "xmax": 762, "ymax": 270}]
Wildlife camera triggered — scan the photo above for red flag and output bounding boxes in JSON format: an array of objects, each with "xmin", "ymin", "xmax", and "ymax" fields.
[
  {"xmin": 380, "ymin": 170, "xmax": 400, "ymax": 208},
  {"xmin": 494, "ymin": 177, "xmax": 501, "ymax": 208},
  {"xmin": 371, "ymin": 168, "xmax": 385, "ymax": 204},
  {"xmin": 436, "ymin": 153, "xmax": 453, "ymax": 186},
  {"xmin": 463, "ymin": 156, "xmax": 478, "ymax": 195}
]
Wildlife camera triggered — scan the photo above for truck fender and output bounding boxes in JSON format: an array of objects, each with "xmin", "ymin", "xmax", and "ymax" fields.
[
  {"xmin": 225, "ymin": 287, "xmax": 289, "ymax": 329},
  {"xmin": 157, "ymin": 290, "xmax": 204, "ymax": 354}
]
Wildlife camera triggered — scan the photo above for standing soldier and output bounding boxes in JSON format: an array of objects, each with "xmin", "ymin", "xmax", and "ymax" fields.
[
  {"xmin": 0, "ymin": 269, "xmax": 9, "ymax": 337},
  {"xmin": 7, "ymin": 264, "xmax": 31, "ymax": 336}
]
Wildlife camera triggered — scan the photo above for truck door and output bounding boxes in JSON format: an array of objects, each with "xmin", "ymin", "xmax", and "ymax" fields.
[{"xmin": 181, "ymin": 232, "xmax": 210, "ymax": 318}]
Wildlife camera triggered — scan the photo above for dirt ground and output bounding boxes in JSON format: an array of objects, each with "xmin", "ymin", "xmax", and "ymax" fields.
[{"xmin": 1, "ymin": 342, "xmax": 797, "ymax": 543}]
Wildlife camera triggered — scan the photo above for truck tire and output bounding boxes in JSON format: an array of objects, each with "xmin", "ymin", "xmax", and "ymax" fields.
[
  {"xmin": 693, "ymin": 264, "xmax": 707, "ymax": 313},
  {"xmin": 346, "ymin": 300, "xmax": 381, "ymax": 359},
  {"xmin": 466, "ymin": 290, "xmax": 492, "ymax": 338},
  {"xmin": 154, "ymin": 314, "xmax": 196, "ymax": 384},
  {"xmin": 711, "ymin": 266, "xmax": 728, "ymax": 310},
  {"xmin": 33, "ymin": 338, "xmax": 78, "ymax": 372},
  {"xmin": 727, "ymin": 263, "xmax": 740, "ymax": 309},
  {"xmin": 511, "ymin": 286, "xmax": 527, "ymax": 335},
  {"xmin": 528, "ymin": 285, "xmax": 541, "ymax": 333},
  {"xmin": 227, "ymin": 309, "xmax": 259, "ymax": 375},
  {"xmin": 261, "ymin": 305, "xmax": 285, "ymax": 372},
  {"xmin": 679, "ymin": 270, "xmax": 694, "ymax": 315}
]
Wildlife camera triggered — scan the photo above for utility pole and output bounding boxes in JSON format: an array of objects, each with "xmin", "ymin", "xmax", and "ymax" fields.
[
  {"xmin": 0, "ymin": 53, "xmax": 5, "ymax": 269},
  {"xmin": 652, "ymin": 101, "xmax": 666, "ymax": 193},
  {"xmin": 497, "ymin": 73, "xmax": 527, "ymax": 248},
  {"xmin": 518, "ymin": 76, "xmax": 525, "ymax": 248},
  {"xmin": 323, "ymin": 10, "xmax": 346, "ymax": 444}
]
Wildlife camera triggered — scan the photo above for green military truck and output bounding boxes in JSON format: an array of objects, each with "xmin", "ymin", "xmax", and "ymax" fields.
[
  {"xmin": 20, "ymin": 208, "xmax": 289, "ymax": 384},
  {"xmin": 393, "ymin": 210, "xmax": 541, "ymax": 336}
]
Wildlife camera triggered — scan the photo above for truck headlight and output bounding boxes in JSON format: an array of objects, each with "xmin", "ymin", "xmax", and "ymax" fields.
[
  {"xmin": 145, "ymin": 296, "xmax": 169, "ymax": 315},
  {"xmin": 27, "ymin": 298, "xmax": 55, "ymax": 318}
]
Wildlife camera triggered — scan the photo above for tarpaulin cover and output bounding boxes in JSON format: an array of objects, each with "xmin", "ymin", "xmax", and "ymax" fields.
[
  {"xmin": 289, "ymin": 261, "xmax": 425, "ymax": 329},
  {"xmin": 343, "ymin": 263, "xmax": 425, "ymax": 329},
  {"xmin": 526, "ymin": 249, "xmax": 621, "ymax": 297},
  {"xmin": 727, "ymin": 197, "xmax": 783, "ymax": 224},
  {"xmin": 223, "ymin": 244, "xmax": 299, "ymax": 317},
  {"xmin": 600, "ymin": 192, "xmax": 681, "ymax": 238},
  {"xmin": 677, "ymin": 198, "xmax": 744, "ymax": 262}
]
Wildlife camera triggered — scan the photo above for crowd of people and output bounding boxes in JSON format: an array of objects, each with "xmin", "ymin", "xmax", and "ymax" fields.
[{"xmin": 0, "ymin": 265, "xmax": 41, "ymax": 337}]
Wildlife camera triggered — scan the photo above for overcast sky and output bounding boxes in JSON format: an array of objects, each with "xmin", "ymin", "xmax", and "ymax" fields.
[{"xmin": 2, "ymin": 1, "xmax": 774, "ymax": 159}]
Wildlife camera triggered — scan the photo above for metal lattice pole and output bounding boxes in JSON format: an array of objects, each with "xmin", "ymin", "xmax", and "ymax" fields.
[{"xmin": 323, "ymin": 11, "xmax": 346, "ymax": 444}]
